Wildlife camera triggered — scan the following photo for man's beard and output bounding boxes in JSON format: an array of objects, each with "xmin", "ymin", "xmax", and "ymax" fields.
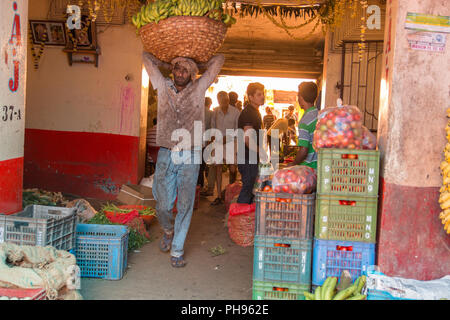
[{"xmin": 174, "ymin": 77, "xmax": 190, "ymax": 87}]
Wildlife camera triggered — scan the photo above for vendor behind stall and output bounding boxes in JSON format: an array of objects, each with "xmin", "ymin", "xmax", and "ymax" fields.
[
  {"xmin": 288, "ymin": 82, "xmax": 319, "ymax": 169},
  {"xmin": 142, "ymin": 52, "xmax": 224, "ymax": 268}
]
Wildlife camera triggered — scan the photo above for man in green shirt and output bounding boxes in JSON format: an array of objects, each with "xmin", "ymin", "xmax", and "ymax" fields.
[{"xmin": 289, "ymin": 81, "xmax": 319, "ymax": 169}]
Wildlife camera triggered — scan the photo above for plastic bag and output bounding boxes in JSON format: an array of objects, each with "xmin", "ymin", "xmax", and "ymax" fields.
[
  {"xmin": 106, "ymin": 209, "xmax": 140, "ymax": 224},
  {"xmin": 229, "ymin": 202, "xmax": 256, "ymax": 217},
  {"xmin": 253, "ymin": 163, "xmax": 274, "ymax": 193},
  {"xmin": 272, "ymin": 165, "xmax": 317, "ymax": 194},
  {"xmin": 313, "ymin": 102, "xmax": 363, "ymax": 151},
  {"xmin": 365, "ymin": 266, "xmax": 450, "ymax": 300},
  {"xmin": 140, "ymin": 175, "xmax": 154, "ymax": 188},
  {"xmin": 362, "ymin": 126, "xmax": 377, "ymax": 150}
]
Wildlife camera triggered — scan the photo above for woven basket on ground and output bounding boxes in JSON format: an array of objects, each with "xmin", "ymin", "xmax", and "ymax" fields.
[{"xmin": 139, "ymin": 15, "xmax": 227, "ymax": 63}]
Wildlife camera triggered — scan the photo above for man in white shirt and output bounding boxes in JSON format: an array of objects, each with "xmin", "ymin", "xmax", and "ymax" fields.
[{"xmin": 210, "ymin": 91, "xmax": 240, "ymax": 206}]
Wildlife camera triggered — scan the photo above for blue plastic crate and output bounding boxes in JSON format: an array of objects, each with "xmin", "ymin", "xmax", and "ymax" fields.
[
  {"xmin": 312, "ymin": 239, "xmax": 375, "ymax": 286},
  {"xmin": 253, "ymin": 236, "xmax": 312, "ymax": 285},
  {"xmin": 75, "ymin": 224, "xmax": 129, "ymax": 280}
]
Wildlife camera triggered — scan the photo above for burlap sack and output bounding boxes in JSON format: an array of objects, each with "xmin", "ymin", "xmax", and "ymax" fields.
[
  {"xmin": 66, "ymin": 199, "xmax": 97, "ymax": 223},
  {"xmin": 0, "ymin": 243, "xmax": 82, "ymax": 300}
]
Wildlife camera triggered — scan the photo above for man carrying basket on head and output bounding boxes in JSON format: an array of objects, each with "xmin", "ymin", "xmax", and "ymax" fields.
[{"xmin": 143, "ymin": 52, "xmax": 224, "ymax": 268}]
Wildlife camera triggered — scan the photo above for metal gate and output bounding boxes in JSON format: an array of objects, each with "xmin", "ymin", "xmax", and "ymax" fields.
[{"xmin": 339, "ymin": 41, "xmax": 384, "ymax": 133}]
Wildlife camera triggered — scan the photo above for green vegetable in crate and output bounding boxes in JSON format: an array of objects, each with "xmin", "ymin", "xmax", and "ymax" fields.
[
  {"xmin": 304, "ymin": 275, "xmax": 367, "ymax": 300},
  {"xmin": 87, "ymin": 211, "xmax": 151, "ymax": 252},
  {"xmin": 102, "ymin": 203, "xmax": 156, "ymax": 216},
  {"xmin": 132, "ymin": 0, "xmax": 236, "ymax": 30}
]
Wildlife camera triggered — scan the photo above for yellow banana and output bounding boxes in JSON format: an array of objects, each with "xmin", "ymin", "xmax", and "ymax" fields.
[
  {"xmin": 440, "ymin": 198, "xmax": 450, "ymax": 210},
  {"xmin": 444, "ymin": 220, "xmax": 450, "ymax": 230},
  {"xmin": 444, "ymin": 165, "xmax": 450, "ymax": 176},
  {"xmin": 442, "ymin": 214, "xmax": 450, "ymax": 224},
  {"xmin": 439, "ymin": 192, "xmax": 450, "ymax": 203},
  {"xmin": 440, "ymin": 209, "xmax": 450, "ymax": 219}
]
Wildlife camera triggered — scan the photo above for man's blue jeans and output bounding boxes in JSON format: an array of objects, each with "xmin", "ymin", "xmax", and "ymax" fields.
[{"xmin": 152, "ymin": 148, "xmax": 201, "ymax": 258}]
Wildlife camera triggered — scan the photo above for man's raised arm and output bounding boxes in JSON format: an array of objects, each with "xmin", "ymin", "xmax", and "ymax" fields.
[
  {"xmin": 142, "ymin": 52, "xmax": 172, "ymax": 90},
  {"xmin": 197, "ymin": 54, "xmax": 225, "ymax": 91}
]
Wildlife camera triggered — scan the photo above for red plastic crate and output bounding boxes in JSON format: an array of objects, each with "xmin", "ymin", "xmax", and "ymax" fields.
[{"xmin": 0, "ymin": 288, "xmax": 46, "ymax": 300}]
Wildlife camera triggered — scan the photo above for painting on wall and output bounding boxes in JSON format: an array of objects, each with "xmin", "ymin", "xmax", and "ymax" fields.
[
  {"xmin": 65, "ymin": 15, "xmax": 98, "ymax": 50},
  {"xmin": 30, "ymin": 20, "xmax": 67, "ymax": 46}
]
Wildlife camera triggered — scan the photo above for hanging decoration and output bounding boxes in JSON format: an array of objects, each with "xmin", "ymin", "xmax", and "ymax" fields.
[
  {"xmin": 235, "ymin": 0, "xmax": 371, "ymax": 60},
  {"xmin": 29, "ymin": 29, "xmax": 47, "ymax": 70}
]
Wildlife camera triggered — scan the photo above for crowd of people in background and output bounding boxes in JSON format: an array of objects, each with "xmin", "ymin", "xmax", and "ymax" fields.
[
  {"xmin": 146, "ymin": 83, "xmax": 319, "ymax": 208},
  {"xmin": 193, "ymin": 82, "xmax": 319, "ymax": 205}
]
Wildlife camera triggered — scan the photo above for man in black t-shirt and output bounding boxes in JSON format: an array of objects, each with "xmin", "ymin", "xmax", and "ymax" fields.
[{"xmin": 237, "ymin": 82, "xmax": 265, "ymax": 204}]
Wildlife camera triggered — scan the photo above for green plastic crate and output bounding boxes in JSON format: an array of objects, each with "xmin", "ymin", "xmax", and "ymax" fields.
[
  {"xmin": 252, "ymin": 280, "xmax": 309, "ymax": 300},
  {"xmin": 317, "ymin": 149, "xmax": 380, "ymax": 197},
  {"xmin": 315, "ymin": 194, "xmax": 378, "ymax": 243},
  {"xmin": 253, "ymin": 236, "xmax": 312, "ymax": 284}
]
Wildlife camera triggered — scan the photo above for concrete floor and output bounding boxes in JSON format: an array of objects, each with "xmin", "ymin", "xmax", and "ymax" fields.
[{"xmin": 79, "ymin": 190, "xmax": 254, "ymax": 300}]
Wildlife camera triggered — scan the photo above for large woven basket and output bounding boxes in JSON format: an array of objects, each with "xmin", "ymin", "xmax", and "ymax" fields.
[{"xmin": 140, "ymin": 15, "xmax": 227, "ymax": 63}]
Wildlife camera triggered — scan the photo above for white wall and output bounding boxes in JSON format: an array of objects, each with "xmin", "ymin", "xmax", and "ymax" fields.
[{"xmin": 26, "ymin": 0, "xmax": 145, "ymax": 138}]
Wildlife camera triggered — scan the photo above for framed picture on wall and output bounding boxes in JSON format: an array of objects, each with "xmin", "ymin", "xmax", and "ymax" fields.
[
  {"xmin": 29, "ymin": 20, "xmax": 67, "ymax": 46},
  {"xmin": 65, "ymin": 15, "xmax": 98, "ymax": 51}
]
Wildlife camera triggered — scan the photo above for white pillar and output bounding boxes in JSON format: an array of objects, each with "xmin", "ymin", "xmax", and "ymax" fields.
[{"xmin": 0, "ymin": 0, "xmax": 28, "ymax": 214}]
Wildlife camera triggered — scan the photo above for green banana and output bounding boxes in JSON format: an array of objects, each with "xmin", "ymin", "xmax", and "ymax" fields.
[
  {"xmin": 223, "ymin": 14, "xmax": 231, "ymax": 24},
  {"xmin": 132, "ymin": 0, "xmax": 231, "ymax": 29}
]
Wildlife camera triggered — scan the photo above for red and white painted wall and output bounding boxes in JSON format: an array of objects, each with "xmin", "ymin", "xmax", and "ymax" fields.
[
  {"xmin": 24, "ymin": 0, "xmax": 148, "ymax": 200},
  {"xmin": 377, "ymin": 0, "xmax": 450, "ymax": 280},
  {"xmin": 0, "ymin": 0, "xmax": 28, "ymax": 214}
]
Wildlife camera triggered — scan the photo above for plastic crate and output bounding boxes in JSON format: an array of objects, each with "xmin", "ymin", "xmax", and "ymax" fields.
[
  {"xmin": 75, "ymin": 224, "xmax": 129, "ymax": 280},
  {"xmin": 253, "ymin": 236, "xmax": 312, "ymax": 285},
  {"xmin": 317, "ymin": 149, "xmax": 380, "ymax": 197},
  {"xmin": 314, "ymin": 194, "xmax": 378, "ymax": 243},
  {"xmin": 312, "ymin": 239, "xmax": 375, "ymax": 286},
  {"xmin": 255, "ymin": 192, "xmax": 315, "ymax": 240},
  {"xmin": 0, "ymin": 288, "xmax": 46, "ymax": 300},
  {"xmin": 252, "ymin": 280, "xmax": 309, "ymax": 300},
  {"xmin": 0, "ymin": 205, "xmax": 77, "ymax": 250}
]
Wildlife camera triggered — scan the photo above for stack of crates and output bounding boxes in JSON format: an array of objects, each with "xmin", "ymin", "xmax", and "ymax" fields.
[
  {"xmin": 252, "ymin": 191, "xmax": 315, "ymax": 300},
  {"xmin": 312, "ymin": 148, "xmax": 380, "ymax": 288}
]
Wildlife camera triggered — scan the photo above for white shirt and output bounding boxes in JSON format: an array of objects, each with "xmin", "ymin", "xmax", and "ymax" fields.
[{"xmin": 211, "ymin": 105, "xmax": 240, "ymax": 140}]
